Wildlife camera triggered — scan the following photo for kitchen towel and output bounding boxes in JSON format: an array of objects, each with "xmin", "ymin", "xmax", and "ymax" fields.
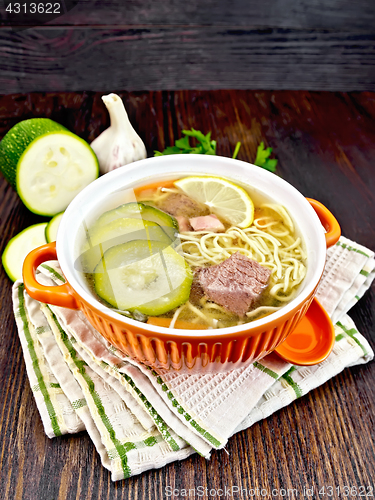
[{"xmin": 12, "ymin": 236, "xmax": 375, "ymax": 480}]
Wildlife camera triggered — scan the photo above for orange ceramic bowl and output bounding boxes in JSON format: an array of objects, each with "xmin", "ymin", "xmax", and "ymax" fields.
[{"xmin": 23, "ymin": 155, "xmax": 340, "ymax": 372}]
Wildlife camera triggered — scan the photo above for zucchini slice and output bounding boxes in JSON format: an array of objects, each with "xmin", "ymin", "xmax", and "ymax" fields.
[
  {"xmin": 81, "ymin": 217, "xmax": 173, "ymax": 272},
  {"xmin": 2, "ymin": 223, "xmax": 47, "ymax": 282},
  {"xmin": 94, "ymin": 202, "xmax": 178, "ymax": 241},
  {"xmin": 94, "ymin": 240, "xmax": 192, "ymax": 316},
  {"xmin": 45, "ymin": 211, "xmax": 64, "ymax": 243}
]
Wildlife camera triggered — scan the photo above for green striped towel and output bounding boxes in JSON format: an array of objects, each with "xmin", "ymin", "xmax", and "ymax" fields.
[
  {"xmin": 12, "ymin": 236, "xmax": 374, "ymax": 480},
  {"xmin": 316, "ymin": 236, "xmax": 375, "ymax": 323}
]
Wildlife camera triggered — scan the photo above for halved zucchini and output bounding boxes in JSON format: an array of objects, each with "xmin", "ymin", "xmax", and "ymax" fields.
[{"xmin": 0, "ymin": 118, "xmax": 99, "ymax": 216}]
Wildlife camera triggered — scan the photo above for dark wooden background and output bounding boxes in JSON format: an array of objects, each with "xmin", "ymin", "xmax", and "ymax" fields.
[
  {"xmin": 0, "ymin": 0, "xmax": 375, "ymax": 93},
  {"xmin": 1, "ymin": 1, "xmax": 375, "ymax": 497},
  {"xmin": 0, "ymin": 89, "xmax": 375, "ymax": 499}
]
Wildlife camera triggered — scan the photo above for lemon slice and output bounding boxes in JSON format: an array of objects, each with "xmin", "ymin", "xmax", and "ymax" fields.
[{"xmin": 174, "ymin": 176, "xmax": 254, "ymax": 228}]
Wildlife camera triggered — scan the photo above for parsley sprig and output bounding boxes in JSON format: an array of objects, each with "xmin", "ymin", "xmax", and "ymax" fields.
[
  {"xmin": 254, "ymin": 142, "xmax": 278, "ymax": 172},
  {"xmin": 154, "ymin": 129, "xmax": 216, "ymax": 156},
  {"xmin": 154, "ymin": 129, "xmax": 277, "ymax": 172}
]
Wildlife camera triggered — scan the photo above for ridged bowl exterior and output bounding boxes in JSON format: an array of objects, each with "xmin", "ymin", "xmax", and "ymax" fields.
[{"xmin": 75, "ymin": 290, "xmax": 316, "ymax": 373}]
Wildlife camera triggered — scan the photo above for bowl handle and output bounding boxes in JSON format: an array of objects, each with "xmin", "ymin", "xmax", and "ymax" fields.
[
  {"xmin": 307, "ymin": 198, "xmax": 341, "ymax": 248},
  {"xmin": 23, "ymin": 241, "xmax": 79, "ymax": 309}
]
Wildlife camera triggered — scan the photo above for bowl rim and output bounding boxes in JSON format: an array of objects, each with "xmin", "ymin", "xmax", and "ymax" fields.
[{"xmin": 57, "ymin": 154, "xmax": 327, "ymax": 338}]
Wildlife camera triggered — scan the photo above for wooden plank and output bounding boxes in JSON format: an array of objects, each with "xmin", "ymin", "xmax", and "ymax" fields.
[
  {"xmin": 0, "ymin": 90, "xmax": 374, "ymax": 499},
  {"xmin": 0, "ymin": 28, "xmax": 375, "ymax": 94},
  {"xmin": 1, "ymin": 0, "xmax": 375, "ymax": 30}
]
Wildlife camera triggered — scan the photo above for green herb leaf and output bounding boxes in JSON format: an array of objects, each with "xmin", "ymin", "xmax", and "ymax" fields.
[
  {"xmin": 254, "ymin": 142, "xmax": 278, "ymax": 172},
  {"xmin": 232, "ymin": 141, "xmax": 241, "ymax": 159},
  {"xmin": 154, "ymin": 129, "xmax": 277, "ymax": 172},
  {"xmin": 154, "ymin": 128, "xmax": 217, "ymax": 156},
  {"xmin": 182, "ymin": 128, "xmax": 207, "ymax": 143},
  {"xmin": 175, "ymin": 136, "xmax": 191, "ymax": 150},
  {"xmin": 154, "ymin": 145, "xmax": 183, "ymax": 156}
]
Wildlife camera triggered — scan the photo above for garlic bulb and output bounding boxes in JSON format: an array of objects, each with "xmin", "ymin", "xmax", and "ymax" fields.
[{"xmin": 90, "ymin": 93, "xmax": 147, "ymax": 174}]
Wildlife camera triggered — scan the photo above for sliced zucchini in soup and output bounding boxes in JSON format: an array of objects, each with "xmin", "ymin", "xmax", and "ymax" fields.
[
  {"xmin": 94, "ymin": 202, "xmax": 178, "ymax": 242},
  {"xmin": 81, "ymin": 217, "xmax": 172, "ymax": 272},
  {"xmin": 94, "ymin": 240, "xmax": 193, "ymax": 316}
]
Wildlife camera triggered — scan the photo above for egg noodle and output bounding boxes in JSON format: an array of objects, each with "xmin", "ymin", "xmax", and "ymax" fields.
[{"xmin": 139, "ymin": 187, "xmax": 307, "ymax": 329}]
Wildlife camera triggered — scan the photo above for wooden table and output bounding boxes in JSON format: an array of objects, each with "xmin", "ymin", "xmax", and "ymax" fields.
[{"xmin": 0, "ymin": 90, "xmax": 374, "ymax": 499}]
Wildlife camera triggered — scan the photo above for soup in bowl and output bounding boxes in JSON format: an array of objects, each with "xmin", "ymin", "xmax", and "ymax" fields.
[{"xmin": 23, "ymin": 155, "xmax": 340, "ymax": 372}]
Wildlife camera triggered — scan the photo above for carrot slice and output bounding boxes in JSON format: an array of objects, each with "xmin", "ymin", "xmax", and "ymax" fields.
[{"xmin": 147, "ymin": 317, "xmax": 208, "ymax": 330}]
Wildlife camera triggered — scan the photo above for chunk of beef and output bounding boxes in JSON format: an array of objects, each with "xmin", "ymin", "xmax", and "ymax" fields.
[
  {"xmin": 194, "ymin": 252, "xmax": 271, "ymax": 317},
  {"xmin": 189, "ymin": 214, "xmax": 225, "ymax": 232},
  {"xmin": 157, "ymin": 192, "xmax": 209, "ymax": 218}
]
